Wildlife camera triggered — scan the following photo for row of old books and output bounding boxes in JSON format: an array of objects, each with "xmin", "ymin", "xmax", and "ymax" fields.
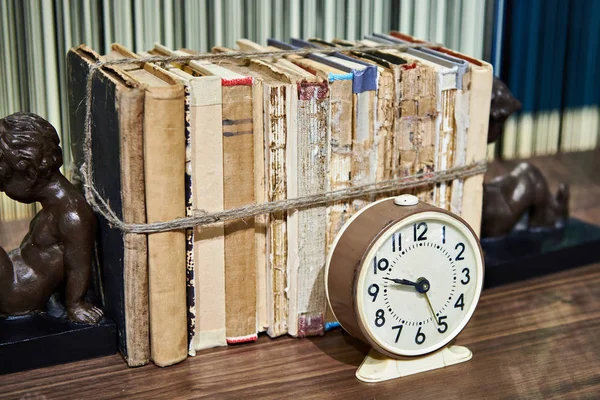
[{"xmin": 67, "ymin": 31, "xmax": 492, "ymax": 367}]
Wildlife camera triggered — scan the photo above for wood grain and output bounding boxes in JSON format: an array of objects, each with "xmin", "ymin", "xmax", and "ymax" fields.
[{"xmin": 2, "ymin": 151, "xmax": 600, "ymax": 399}]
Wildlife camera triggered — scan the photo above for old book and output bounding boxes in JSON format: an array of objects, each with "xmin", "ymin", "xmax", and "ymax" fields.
[
  {"xmin": 365, "ymin": 35, "xmax": 453, "ymax": 208},
  {"xmin": 180, "ymin": 48, "xmax": 258, "ymax": 344},
  {"xmin": 332, "ymin": 38, "xmax": 410, "ymax": 184},
  {"xmin": 149, "ymin": 44, "xmax": 228, "ymax": 354},
  {"xmin": 387, "ymin": 32, "xmax": 491, "ymax": 227},
  {"xmin": 397, "ymin": 38, "xmax": 493, "ymax": 234},
  {"xmin": 267, "ymin": 39, "xmax": 354, "ymax": 331},
  {"xmin": 237, "ymin": 39, "xmax": 331, "ymax": 337},
  {"xmin": 293, "ymin": 39, "xmax": 378, "ymax": 214},
  {"xmin": 209, "ymin": 45, "xmax": 270, "ymax": 335},
  {"xmin": 108, "ymin": 45, "xmax": 187, "ymax": 366},
  {"xmin": 266, "ymin": 39, "xmax": 354, "ymax": 256},
  {"xmin": 202, "ymin": 47, "xmax": 292, "ymax": 337},
  {"xmin": 67, "ymin": 45, "xmax": 150, "ymax": 367},
  {"xmin": 457, "ymin": 59, "xmax": 492, "ymax": 235},
  {"xmin": 380, "ymin": 33, "xmax": 470, "ymax": 214}
]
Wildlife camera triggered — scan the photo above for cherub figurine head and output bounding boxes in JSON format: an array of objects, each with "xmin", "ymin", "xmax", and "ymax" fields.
[
  {"xmin": 0, "ymin": 112, "xmax": 64, "ymax": 202},
  {"xmin": 488, "ymin": 77, "xmax": 522, "ymax": 144},
  {"xmin": 0, "ymin": 112, "xmax": 102, "ymax": 324}
]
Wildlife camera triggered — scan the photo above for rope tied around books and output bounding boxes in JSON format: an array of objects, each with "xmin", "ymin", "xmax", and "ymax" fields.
[{"xmin": 79, "ymin": 42, "xmax": 487, "ymax": 234}]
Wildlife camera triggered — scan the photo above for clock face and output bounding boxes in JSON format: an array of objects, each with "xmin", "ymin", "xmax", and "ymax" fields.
[{"xmin": 355, "ymin": 211, "xmax": 483, "ymax": 357}]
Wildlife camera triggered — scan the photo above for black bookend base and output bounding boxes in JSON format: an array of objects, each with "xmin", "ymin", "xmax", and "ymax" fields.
[
  {"xmin": 482, "ymin": 218, "xmax": 600, "ymax": 288},
  {"xmin": 0, "ymin": 314, "xmax": 117, "ymax": 374}
]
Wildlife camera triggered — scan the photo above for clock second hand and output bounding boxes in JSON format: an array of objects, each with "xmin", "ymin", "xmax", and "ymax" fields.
[{"xmin": 423, "ymin": 291, "xmax": 438, "ymax": 324}]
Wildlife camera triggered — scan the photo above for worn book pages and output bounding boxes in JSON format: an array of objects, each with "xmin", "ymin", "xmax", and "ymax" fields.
[
  {"xmin": 293, "ymin": 40, "xmax": 378, "ymax": 217},
  {"xmin": 237, "ymin": 40, "xmax": 330, "ymax": 337},
  {"xmin": 263, "ymin": 80, "xmax": 291, "ymax": 337},
  {"xmin": 337, "ymin": 45, "xmax": 402, "ymax": 184},
  {"xmin": 252, "ymin": 66, "xmax": 292, "ymax": 338},
  {"xmin": 266, "ymin": 39, "xmax": 355, "ymax": 331},
  {"xmin": 265, "ymin": 39, "xmax": 353, "ymax": 256},
  {"xmin": 429, "ymin": 49, "xmax": 493, "ymax": 234},
  {"xmin": 413, "ymin": 42, "xmax": 494, "ymax": 234}
]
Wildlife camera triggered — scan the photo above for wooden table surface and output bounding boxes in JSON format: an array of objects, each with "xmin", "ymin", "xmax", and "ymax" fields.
[{"xmin": 2, "ymin": 151, "xmax": 600, "ymax": 399}]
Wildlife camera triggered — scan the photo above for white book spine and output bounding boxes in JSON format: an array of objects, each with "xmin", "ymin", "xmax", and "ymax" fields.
[{"xmin": 188, "ymin": 76, "xmax": 227, "ymax": 353}]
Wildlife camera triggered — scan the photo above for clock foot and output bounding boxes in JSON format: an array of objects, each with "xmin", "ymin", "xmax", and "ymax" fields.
[{"xmin": 355, "ymin": 345, "xmax": 473, "ymax": 383}]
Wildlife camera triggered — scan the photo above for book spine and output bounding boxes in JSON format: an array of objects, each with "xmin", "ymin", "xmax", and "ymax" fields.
[
  {"xmin": 461, "ymin": 62, "xmax": 493, "ymax": 235},
  {"xmin": 265, "ymin": 83, "xmax": 289, "ymax": 338},
  {"xmin": 118, "ymin": 86, "xmax": 150, "ymax": 366},
  {"xmin": 144, "ymin": 84, "xmax": 188, "ymax": 367},
  {"xmin": 351, "ymin": 89, "xmax": 377, "ymax": 212},
  {"xmin": 434, "ymin": 86, "xmax": 457, "ymax": 210},
  {"xmin": 418, "ymin": 64, "xmax": 440, "ymax": 204},
  {"xmin": 396, "ymin": 61, "xmax": 436, "ymax": 205},
  {"xmin": 188, "ymin": 76, "xmax": 227, "ymax": 354},
  {"xmin": 286, "ymin": 84, "xmax": 299, "ymax": 337},
  {"xmin": 183, "ymin": 80, "xmax": 196, "ymax": 354},
  {"xmin": 325, "ymin": 77, "xmax": 353, "ymax": 327},
  {"xmin": 375, "ymin": 69, "xmax": 395, "ymax": 183},
  {"xmin": 326, "ymin": 78, "xmax": 353, "ymax": 249},
  {"xmin": 254, "ymin": 78, "xmax": 268, "ymax": 334},
  {"xmin": 450, "ymin": 70, "xmax": 470, "ymax": 216},
  {"xmin": 221, "ymin": 80, "xmax": 258, "ymax": 343},
  {"xmin": 294, "ymin": 81, "xmax": 329, "ymax": 337}
]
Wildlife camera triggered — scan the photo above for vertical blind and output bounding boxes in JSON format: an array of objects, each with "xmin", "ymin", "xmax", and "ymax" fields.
[{"xmin": 0, "ymin": 0, "xmax": 489, "ymax": 221}]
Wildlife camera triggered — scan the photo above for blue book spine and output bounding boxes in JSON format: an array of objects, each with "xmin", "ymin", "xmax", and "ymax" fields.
[
  {"xmin": 290, "ymin": 38, "xmax": 377, "ymax": 94},
  {"xmin": 267, "ymin": 38, "xmax": 353, "ymax": 83}
]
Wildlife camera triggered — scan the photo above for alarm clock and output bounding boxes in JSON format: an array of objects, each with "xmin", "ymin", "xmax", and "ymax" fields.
[{"xmin": 325, "ymin": 194, "xmax": 484, "ymax": 382}]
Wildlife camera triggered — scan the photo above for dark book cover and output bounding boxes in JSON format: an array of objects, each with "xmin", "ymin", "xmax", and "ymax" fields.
[{"xmin": 67, "ymin": 48, "xmax": 149, "ymax": 366}]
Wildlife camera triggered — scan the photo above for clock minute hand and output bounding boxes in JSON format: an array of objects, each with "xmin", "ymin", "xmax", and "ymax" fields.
[{"xmin": 382, "ymin": 277, "xmax": 418, "ymax": 287}]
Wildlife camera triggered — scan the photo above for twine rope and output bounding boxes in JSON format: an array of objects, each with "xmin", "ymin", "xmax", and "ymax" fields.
[{"xmin": 80, "ymin": 41, "xmax": 486, "ymax": 234}]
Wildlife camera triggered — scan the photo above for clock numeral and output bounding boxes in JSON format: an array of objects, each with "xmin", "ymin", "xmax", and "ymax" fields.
[
  {"xmin": 392, "ymin": 232, "xmax": 401, "ymax": 252},
  {"xmin": 454, "ymin": 293, "xmax": 465, "ymax": 311},
  {"xmin": 367, "ymin": 284, "xmax": 379, "ymax": 302},
  {"xmin": 392, "ymin": 325, "xmax": 403, "ymax": 343},
  {"xmin": 375, "ymin": 309, "xmax": 386, "ymax": 327},
  {"xmin": 373, "ymin": 257, "xmax": 389, "ymax": 275},
  {"xmin": 455, "ymin": 242, "xmax": 465, "ymax": 261},
  {"xmin": 413, "ymin": 222, "xmax": 428, "ymax": 241},
  {"xmin": 461, "ymin": 268, "xmax": 470, "ymax": 285},
  {"xmin": 437, "ymin": 315, "xmax": 448, "ymax": 333},
  {"xmin": 442, "ymin": 226, "xmax": 446, "ymax": 244},
  {"xmin": 415, "ymin": 327, "xmax": 426, "ymax": 345}
]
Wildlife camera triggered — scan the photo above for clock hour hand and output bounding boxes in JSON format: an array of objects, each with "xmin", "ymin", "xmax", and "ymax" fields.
[
  {"xmin": 382, "ymin": 277, "xmax": 418, "ymax": 287},
  {"xmin": 384, "ymin": 276, "xmax": 432, "ymax": 295}
]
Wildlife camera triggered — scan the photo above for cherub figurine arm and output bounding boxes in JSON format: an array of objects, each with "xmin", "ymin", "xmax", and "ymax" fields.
[{"xmin": 0, "ymin": 112, "xmax": 102, "ymax": 324}]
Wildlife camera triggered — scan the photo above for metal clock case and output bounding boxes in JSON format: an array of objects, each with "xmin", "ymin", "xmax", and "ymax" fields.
[{"xmin": 325, "ymin": 195, "xmax": 484, "ymax": 382}]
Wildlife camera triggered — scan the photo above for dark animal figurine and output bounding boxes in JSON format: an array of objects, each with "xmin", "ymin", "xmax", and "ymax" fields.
[
  {"xmin": 488, "ymin": 77, "xmax": 522, "ymax": 144},
  {"xmin": 0, "ymin": 112, "xmax": 102, "ymax": 324},
  {"xmin": 481, "ymin": 162, "xmax": 569, "ymax": 238}
]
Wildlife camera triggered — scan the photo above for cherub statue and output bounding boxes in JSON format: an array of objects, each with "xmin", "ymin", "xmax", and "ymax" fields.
[
  {"xmin": 0, "ymin": 112, "xmax": 102, "ymax": 324},
  {"xmin": 482, "ymin": 78, "xmax": 569, "ymax": 238}
]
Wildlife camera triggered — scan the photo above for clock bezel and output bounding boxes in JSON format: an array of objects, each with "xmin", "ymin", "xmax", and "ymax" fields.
[{"xmin": 354, "ymin": 210, "xmax": 484, "ymax": 358}]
